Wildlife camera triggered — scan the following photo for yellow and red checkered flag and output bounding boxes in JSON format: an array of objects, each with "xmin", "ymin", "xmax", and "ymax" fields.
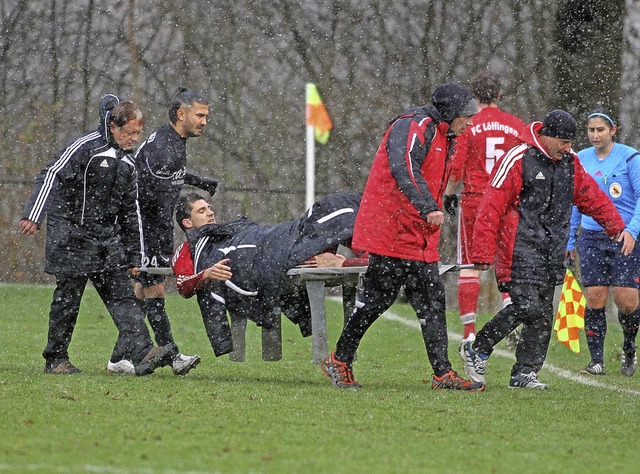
[
  {"xmin": 306, "ymin": 84, "xmax": 333, "ymax": 144},
  {"xmin": 554, "ymin": 268, "xmax": 586, "ymax": 353}
]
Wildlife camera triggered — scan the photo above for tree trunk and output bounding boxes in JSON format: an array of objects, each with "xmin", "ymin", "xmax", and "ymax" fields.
[{"xmin": 553, "ymin": 0, "xmax": 625, "ymax": 148}]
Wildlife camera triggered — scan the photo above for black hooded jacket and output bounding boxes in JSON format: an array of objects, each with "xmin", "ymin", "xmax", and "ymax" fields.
[{"xmin": 21, "ymin": 96, "xmax": 143, "ymax": 275}]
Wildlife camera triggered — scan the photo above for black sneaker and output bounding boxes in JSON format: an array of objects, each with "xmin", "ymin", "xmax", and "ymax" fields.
[
  {"xmin": 621, "ymin": 351, "xmax": 637, "ymax": 377},
  {"xmin": 509, "ymin": 372, "xmax": 547, "ymax": 389},
  {"xmin": 44, "ymin": 360, "xmax": 81, "ymax": 374},
  {"xmin": 135, "ymin": 343, "xmax": 176, "ymax": 376},
  {"xmin": 580, "ymin": 361, "xmax": 605, "ymax": 376}
]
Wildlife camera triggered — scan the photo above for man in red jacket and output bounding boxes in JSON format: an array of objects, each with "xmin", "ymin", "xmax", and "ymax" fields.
[
  {"xmin": 462, "ymin": 110, "xmax": 626, "ymax": 389},
  {"xmin": 322, "ymin": 82, "xmax": 484, "ymax": 391},
  {"xmin": 443, "ymin": 73, "xmax": 526, "ymax": 346}
]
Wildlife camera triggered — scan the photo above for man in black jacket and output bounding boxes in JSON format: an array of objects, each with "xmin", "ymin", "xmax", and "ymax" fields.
[
  {"xmin": 20, "ymin": 95, "xmax": 172, "ymax": 376},
  {"xmin": 133, "ymin": 88, "xmax": 219, "ymax": 375},
  {"xmin": 173, "ymin": 191, "xmax": 361, "ymax": 357}
]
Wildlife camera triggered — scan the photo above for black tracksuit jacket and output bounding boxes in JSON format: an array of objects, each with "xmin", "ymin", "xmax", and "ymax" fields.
[{"xmin": 22, "ymin": 123, "xmax": 142, "ymax": 275}]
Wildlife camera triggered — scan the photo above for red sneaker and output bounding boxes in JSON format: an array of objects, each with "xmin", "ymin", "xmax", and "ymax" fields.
[
  {"xmin": 322, "ymin": 351, "xmax": 361, "ymax": 389},
  {"xmin": 432, "ymin": 370, "xmax": 485, "ymax": 391}
]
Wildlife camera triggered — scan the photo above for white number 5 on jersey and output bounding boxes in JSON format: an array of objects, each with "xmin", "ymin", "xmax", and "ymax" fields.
[{"xmin": 485, "ymin": 137, "xmax": 506, "ymax": 174}]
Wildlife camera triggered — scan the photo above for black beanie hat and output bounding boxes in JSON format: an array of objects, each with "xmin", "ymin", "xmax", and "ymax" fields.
[
  {"xmin": 431, "ymin": 82, "xmax": 478, "ymax": 123},
  {"xmin": 539, "ymin": 110, "xmax": 577, "ymax": 140}
]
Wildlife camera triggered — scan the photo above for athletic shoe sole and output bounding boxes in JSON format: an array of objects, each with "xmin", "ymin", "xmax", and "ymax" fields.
[
  {"xmin": 135, "ymin": 343, "xmax": 176, "ymax": 376},
  {"xmin": 172, "ymin": 355, "xmax": 201, "ymax": 376}
]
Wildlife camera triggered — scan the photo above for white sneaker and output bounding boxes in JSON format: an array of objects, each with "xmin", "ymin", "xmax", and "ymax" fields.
[
  {"xmin": 461, "ymin": 341, "xmax": 487, "ymax": 384},
  {"xmin": 459, "ymin": 333, "xmax": 475, "ymax": 362},
  {"xmin": 107, "ymin": 359, "xmax": 135, "ymax": 375},
  {"xmin": 172, "ymin": 353, "xmax": 201, "ymax": 376},
  {"xmin": 509, "ymin": 371, "xmax": 547, "ymax": 389}
]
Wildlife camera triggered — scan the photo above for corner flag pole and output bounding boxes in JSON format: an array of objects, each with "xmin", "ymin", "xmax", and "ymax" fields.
[
  {"xmin": 306, "ymin": 83, "xmax": 316, "ymax": 209},
  {"xmin": 305, "ymin": 83, "xmax": 332, "ymax": 209}
]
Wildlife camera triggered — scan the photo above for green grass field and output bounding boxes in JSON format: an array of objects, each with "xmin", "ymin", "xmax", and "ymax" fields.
[{"xmin": 1, "ymin": 283, "xmax": 639, "ymax": 474}]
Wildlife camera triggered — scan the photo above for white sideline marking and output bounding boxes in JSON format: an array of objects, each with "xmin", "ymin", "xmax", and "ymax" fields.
[
  {"xmin": 380, "ymin": 310, "xmax": 640, "ymax": 396},
  {"xmin": 0, "ymin": 464, "xmax": 218, "ymax": 474}
]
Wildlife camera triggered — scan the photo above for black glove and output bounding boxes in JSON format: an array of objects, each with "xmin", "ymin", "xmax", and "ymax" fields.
[
  {"xmin": 443, "ymin": 194, "xmax": 459, "ymax": 216},
  {"xmin": 198, "ymin": 177, "xmax": 219, "ymax": 196},
  {"xmin": 185, "ymin": 173, "xmax": 219, "ymax": 195}
]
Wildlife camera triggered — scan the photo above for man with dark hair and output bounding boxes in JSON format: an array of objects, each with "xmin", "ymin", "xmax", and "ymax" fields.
[
  {"xmin": 443, "ymin": 72, "xmax": 526, "ymax": 348},
  {"xmin": 322, "ymin": 82, "xmax": 484, "ymax": 392},
  {"xmin": 462, "ymin": 110, "xmax": 626, "ymax": 389},
  {"xmin": 172, "ymin": 192, "xmax": 233, "ymax": 298},
  {"xmin": 133, "ymin": 88, "xmax": 219, "ymax": 376},
  {"xmin": 173, "ymin": 191, "xmax": 363, "ymax": 357},
  {"xmin": 19, "ymin": 95, "xmax": 172, "ymax": 376}
]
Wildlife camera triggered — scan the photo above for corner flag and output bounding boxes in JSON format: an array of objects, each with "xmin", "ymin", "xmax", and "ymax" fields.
[
  {"xmin": 554, "ymin": 269, "xmax": 586, "ymax": 353},
  {"xmin": 306, "ymin": 84, "xmax": 332, "ymax": 144}
]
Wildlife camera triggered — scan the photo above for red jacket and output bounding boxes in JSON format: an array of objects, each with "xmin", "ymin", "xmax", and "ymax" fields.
[
  {"xmin": 171, "ymin": 241, "xmax": 201, "ymax": 298},
  {"xmin": 353, "ymin": 107, "xmax": 452, "ymax": 263},
  {"xmin": 472, "ymin": 122, "xmax": 625, "ymax": 288}
]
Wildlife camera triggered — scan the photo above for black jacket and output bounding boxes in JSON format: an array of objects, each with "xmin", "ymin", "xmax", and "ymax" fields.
[
  {"xmin": 22, "ymin": 106, "xmax": 142, "ymax": 275},
  {"xmin": 191, "ymin": 192, "xmax": 361, "ymax": 328},
  {"xmin": 134, "ymin": 123, "xmax": 188, "ymax": 263}
]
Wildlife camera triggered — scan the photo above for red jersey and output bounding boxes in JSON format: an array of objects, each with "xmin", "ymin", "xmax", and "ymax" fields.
[
  {"xmin": 171, "ymin": 241, "xmax": 202, "ymax": 298},
  {"xmin": 450, "ymin": 106, "xmax": 525, "ymax": 195}
]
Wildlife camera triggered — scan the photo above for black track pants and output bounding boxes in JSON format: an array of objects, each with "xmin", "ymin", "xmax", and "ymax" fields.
[{"xmin": 335, "ymin": 254, "xmax": 451, "ymax": 376}]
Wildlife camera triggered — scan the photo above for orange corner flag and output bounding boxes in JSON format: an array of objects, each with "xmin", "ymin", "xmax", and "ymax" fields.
[
  {"xmin": 306, "ymin": 84, "xmax": 333, "ymax": 144},
  {"xmin": 554, "ymin": 269, "xmax": 586, "ymax": 353}
]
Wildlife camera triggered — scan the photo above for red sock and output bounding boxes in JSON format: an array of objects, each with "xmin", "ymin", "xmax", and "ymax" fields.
[{"xmin": 458, "ymin": 276, "xmax": 480, "ymax": 338}]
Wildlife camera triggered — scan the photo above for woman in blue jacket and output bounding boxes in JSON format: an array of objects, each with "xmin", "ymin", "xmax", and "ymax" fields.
[{"xmin": 567, "ymin": 108, "xmax": 640, "ymax": 377}]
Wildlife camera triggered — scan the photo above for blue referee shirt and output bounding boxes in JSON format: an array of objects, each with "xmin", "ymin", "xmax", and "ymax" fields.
[{"xmin": 567, "ymin": 142, "xmax": 640, "ymax": 251}]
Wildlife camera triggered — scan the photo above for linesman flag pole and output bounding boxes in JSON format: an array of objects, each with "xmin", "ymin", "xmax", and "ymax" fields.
[{"xmin": 305, "ymin": 83, "xmax": 333, "ymax": 209}]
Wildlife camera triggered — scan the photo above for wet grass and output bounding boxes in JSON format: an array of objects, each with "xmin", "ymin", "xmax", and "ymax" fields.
[{"xmin": 1, "ymin": 283, "xmax": 639, "ymax": 473}]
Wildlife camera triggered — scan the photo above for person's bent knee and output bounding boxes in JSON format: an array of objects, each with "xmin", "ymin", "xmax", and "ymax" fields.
[{"xmin": 612, "ymin": 287, "xmax": 639, "ymax": 314}]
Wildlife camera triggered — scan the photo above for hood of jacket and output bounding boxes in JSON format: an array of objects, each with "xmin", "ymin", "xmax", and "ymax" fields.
[
  {"xmin": 430, "ymin": 82, "xmax": 477, "ymax": 123},
  {"xmin": 98, "ymin": 94, "xmax": 124, "ymax": 144},
  {"xmin": 389, "ymin": 105, "xmax": 443, "ymax": 126}
]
